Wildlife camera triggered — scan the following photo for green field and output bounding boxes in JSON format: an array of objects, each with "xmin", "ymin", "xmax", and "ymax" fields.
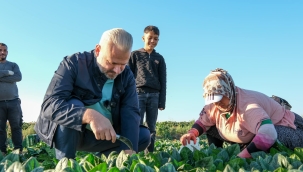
[{"xmin": 2, "ymin": 121, "xmax": 303, "ymax": 171}]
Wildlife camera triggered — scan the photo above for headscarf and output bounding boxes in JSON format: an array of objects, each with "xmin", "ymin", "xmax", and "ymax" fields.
[{"xmin": 203, "ymin": 68, "xmax": 237, "ymax": 112}]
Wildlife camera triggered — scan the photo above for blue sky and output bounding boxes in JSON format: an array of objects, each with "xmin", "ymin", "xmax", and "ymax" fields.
[{"xmin": 1, "ymin": 1, "xmax": 302, "ymax": 122}]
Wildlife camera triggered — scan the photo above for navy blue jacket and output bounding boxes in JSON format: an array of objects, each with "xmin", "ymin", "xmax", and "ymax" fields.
[{"xmin": 34, "ymin": 50, "xmax": 141, "ymax": 151}]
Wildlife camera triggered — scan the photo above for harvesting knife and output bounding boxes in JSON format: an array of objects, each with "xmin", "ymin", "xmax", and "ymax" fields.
[{"xmin": 116, "ymin": 134, "xmax": 133, "ymax": 151}]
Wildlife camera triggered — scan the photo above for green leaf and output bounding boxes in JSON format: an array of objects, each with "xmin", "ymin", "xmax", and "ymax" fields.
[
  {"xmin": 223, "ymin": 164, "xmax": 236, "ymax": 172},
  {"xmin": 257, "ymin": 157, "xmax": 274, "ymax": 171},
  {"xmin": 116, "ymin": 151, "xmax": 128, "ymax": 169},
  {"xmin": 270, "ymin": 153, "xmax": 289, "ymax": 169},
  {"xmin": 88, "ymin": 162, "xmax": 107, "ymax": 172},
  {"xmin": 0, "ymin": 149, "xmax": 20, "ymax": 163},
  {"xmin": 31, "ymin": 167, "xmax": 44, "ymax": 172},
  {"xmin": 5, "ymin": 161, "xmax": 25, "ymax": 172},
  {"xmin": 107, "ymin": 151, "xmax": 118, "ymax": 162},
  {"xmin": 213, "ymin": 159, "xmax": 224, "ymax": 171},
  {"xmin": 133, "ymin": 163, "xmax": 155, "ymax": 172},
  {"xmin": 228, "ymin": 157, "xmax": 247, "ymax": 170},
  {"xmin": 217, "ymin": 149, "xmax": 229, "ymax": 162},
  {"xmin": 68, "ymin": 159, "xmax": 82, "ymax": 172},
  {"xmin": 159, "ymin": 163, "xmax": 176, "ymax": 172},
  {"xmin": 193, "ymin": 150, "xmax": 207, "ymax": 161},
  {"xmin": 100, "ymin": 154, "xmax": 107, "ymax": 162},
  {"xmin": 273, "ymin": 167, "xmax": 288, "ymax": 172},
  {"xmin": 79, "ymin": 161, "xmax": 94, "ymax": 172},
  {"xmin": 171, "ymin": 149, "xmax": 181, "ymax": 161},
  {"xmin": 179, "ymin": 146, "xmax": 193, "ymax": 162},
  {"xmin": 22, "ymin": 157, "xmax": 40, "ymax": 172},
  {"xmin": 177, "ymin": 163, "xmax": 194, "ymax": 171},
  {"xmin": 129, "ymin": 159, "xmax": 138, "ymax": 171},
  {"xmin": 238, "ymin": 167, "xmax": 250, "ymax": 172},
  {"xmin": 58, "ymin": 167, "xmax": 74, "ymax": 172},
  {"xmin": 42, "ymin": 170, "xmax": 55, "ymax": 172},
  {"xmin": 294, "ymin": 148, "xmax": 303, "ymax": 162},
  {"xmin": 251, "ymin": 151, "xmax": 267, "ymax": 159},
  {"xmin": 225, "ymin": 144, "xmax": 240, "ymax": 157},
  {"xmin": 250, "ymin": 161, "xmax": 262, "ymax": 171},
  {"xmin": 55, "ymin": 158, "xmax": 69, "ymax": 171},
  {"xmin": 289, "ymin": 154, "xmax": 301, "ymax": 161},
  {"xmin": 194, "ymin": 156, "xmax": 213, "ymax": 169},
  {"xmin": 107, "ymin": 167, "xmax": 122, "ymax": 172},
  {"xmin": 0, "ymin": 160, "xmax": 12, "ymax": 172}
]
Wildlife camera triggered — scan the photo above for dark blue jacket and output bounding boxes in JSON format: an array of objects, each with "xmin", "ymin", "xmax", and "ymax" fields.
[{"xmin": 34, "ymin": 50, "xmax": 141, "ymax": 151}]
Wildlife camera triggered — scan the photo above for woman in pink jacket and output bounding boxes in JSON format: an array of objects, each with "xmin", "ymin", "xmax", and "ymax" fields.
[{"xmin": 180, "ymin": 68, "xmax": 303, "ymax": 158}]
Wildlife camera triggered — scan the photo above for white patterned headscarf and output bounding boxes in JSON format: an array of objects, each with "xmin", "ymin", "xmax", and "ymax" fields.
[{"xmin": 203, "ymin": 68, "xmax": 237, "ymax": 112}]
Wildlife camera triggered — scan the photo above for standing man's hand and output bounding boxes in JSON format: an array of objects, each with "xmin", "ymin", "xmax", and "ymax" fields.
[
  {"xmin": 82, "ymin": 109, "xmax": 116, "ymax": 143},
  {"xmin": 159, "ymin": 108, "xmax": 164, "ymax": 111},
  {"xmin": 8, "ymin": 70, "xmax": 14, "ymax": 75}
]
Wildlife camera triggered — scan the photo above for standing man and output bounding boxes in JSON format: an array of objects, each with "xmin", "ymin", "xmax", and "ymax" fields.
[
  {"xmin": 128, "ymin": 25, "xmax": 167, "ymax": 152},
  {"xmin": 34, "ymin": 28, "xmax": 150, "ymax": 160},
  {"xmin": 0, "ymin": 43, "xmax": 23, "ymax": 156}
]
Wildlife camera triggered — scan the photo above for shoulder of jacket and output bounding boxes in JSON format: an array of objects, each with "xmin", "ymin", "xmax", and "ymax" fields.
[
  {"xmin": 152, "ymin": 50, "xmax": 164, "ymax": 58},
  {"xmin": 65, "ymin": 50, "xmax": 94, "ymax": 62},
  {"xmin": 131, "ymin": 49, "xmax": 145, "ymax": 54}
]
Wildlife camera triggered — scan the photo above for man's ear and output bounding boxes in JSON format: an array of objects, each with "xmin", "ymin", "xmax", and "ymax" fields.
[
  {"xmin": 95, "ymin": 44, "xmax": 101, "ymax": 56},
  {"xmin": 142, "ymin": 36, "xmax": 145, "ymax": 42}
]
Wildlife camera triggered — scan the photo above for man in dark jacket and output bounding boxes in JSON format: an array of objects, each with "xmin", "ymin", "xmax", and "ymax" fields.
[{"xmin": 34, "ymin": 28, "xmax": 150, "ymax": 159}]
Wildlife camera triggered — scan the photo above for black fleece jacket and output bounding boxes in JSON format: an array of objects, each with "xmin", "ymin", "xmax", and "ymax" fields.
[{"xmin": 128, "ymin": 48, "xmax": 167, "ymax": 109}]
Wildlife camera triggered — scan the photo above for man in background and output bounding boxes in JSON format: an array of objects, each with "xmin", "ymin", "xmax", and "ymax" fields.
[
  {"xmin": 128, "ymin": 25, "xmax": 167, "ymax": 152},
  {"xmin": 0, "ymin": 43, "xmax": 23, "ymax": 156}
]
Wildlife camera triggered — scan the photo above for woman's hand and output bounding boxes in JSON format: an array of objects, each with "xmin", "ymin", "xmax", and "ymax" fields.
[{"xmin": 180, "ymin": 133, "xmax": 197, "ymax": 146}]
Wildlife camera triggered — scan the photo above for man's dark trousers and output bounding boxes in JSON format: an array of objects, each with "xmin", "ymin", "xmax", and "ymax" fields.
[{"xmin": 0, "ymin": 98, "xmax": 23, "ymax": 154}]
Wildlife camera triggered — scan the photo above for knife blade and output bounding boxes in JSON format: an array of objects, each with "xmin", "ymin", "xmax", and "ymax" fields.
[{"xmin": 116, "ymin": 134, "xmax": 133, "ymax": 151}]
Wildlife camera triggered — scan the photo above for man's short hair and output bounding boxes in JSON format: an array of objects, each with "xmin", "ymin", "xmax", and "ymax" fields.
[
  {"xmin": 99, "ymin": 28, "xmax": 133, "ymax": 52},
  {"xmin": 0, "ymin": 43, "xmax": 7, "ymax": 48},
  {"xmin": 144, "ymin": 25, "xmax": 160, "ymax": 36}
]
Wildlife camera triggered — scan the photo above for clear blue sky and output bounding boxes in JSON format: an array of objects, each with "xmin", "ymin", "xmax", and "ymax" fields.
[{"xmin": 1, "ymin": 1, "xmax": 302, "ymax": 122}]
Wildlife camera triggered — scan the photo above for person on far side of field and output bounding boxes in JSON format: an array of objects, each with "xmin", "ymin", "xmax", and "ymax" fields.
[{"xmin": 0, "ymin": 43, "xmax": 23, "ymax": 156}]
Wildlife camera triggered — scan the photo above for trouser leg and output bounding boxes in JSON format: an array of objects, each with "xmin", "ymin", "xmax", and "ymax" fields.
[
  {"xmin": 7, "ymin": 99, "xmax": 23, "ymax": 152},
  {"xmin": 275, "ymin": 113, "xmax": 303, "ymax": 150},
  {"xmin": 138, "ymin": 93, "xmax": 147, "ymax": 125},
  {"xmin": 145, "ymin": 93, "xmax": 159, "ymax": 152},
  {"xmin": 0, "ymin": 102, "xmax": 8, "ymax": 153}
]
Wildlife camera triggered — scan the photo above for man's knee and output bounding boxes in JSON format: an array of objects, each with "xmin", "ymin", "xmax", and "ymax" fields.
[{"xmin": 138, "ymin": 126, "xmax": 151, "ymax": 151}]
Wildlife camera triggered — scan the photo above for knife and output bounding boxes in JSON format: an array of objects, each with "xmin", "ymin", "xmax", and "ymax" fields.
[{"xmin": 116, "ymin": 134, "xmax": 133, "ymax": 151}]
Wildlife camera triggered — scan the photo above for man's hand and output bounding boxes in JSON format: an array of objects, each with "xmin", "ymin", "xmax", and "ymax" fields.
[
  {"xmin": 8, "ymin": 70, "xmax": 14, "ymax": 75},
  {"xmin": 159, "ymin": 108, "xmax": 164, "ymax": 111},
  {"xmin": 180, "ymin": 133, "xmax": 197, "ymax": 146},
  {"xmin": 124, "ymin": 149, "xmax": 136, "ymax": 155},
  {"xmin": 82, "ymin": 109, "xmax": 116, "ymax": 143}
]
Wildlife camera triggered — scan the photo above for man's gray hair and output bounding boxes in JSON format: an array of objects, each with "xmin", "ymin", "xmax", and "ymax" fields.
[{"xmin": 99, "ymin": 28, "xmax": 133, "ymax": 52}]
